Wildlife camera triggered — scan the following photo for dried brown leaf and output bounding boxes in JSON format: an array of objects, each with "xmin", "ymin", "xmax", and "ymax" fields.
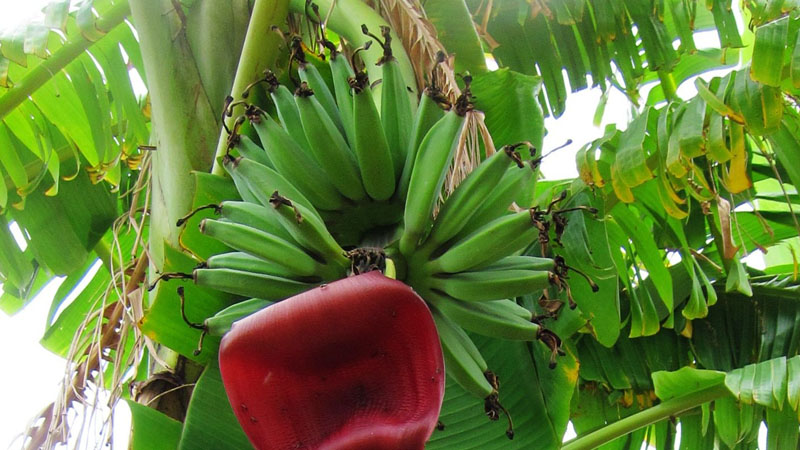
[{"xmin": 378, "ymin": 0, "xmax": 460, "ymax": 101}]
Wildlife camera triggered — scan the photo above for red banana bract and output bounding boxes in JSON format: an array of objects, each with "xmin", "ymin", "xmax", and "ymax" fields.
[{"xmin": 219, "ymin": 271, "xmax": 445, "ymax": 450}]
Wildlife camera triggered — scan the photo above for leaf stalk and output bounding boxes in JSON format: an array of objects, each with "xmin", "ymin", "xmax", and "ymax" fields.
[{"xmin": 561, "ymin": 383, "xmax": 730, "ymax": 450}]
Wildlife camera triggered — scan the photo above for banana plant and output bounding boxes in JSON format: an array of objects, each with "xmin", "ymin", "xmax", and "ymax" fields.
[{"xmin": 1, "ymin": 0, "xmax": 800, "ymax": 449}]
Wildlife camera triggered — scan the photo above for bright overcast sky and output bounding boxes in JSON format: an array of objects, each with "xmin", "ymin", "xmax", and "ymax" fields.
[{"xmin": 0, "ymin": 0, "xmax": 52, "ymax": 32}]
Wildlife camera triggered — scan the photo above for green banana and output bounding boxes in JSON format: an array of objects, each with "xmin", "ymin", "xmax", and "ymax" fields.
[
  {"xmin": 202, "ymin": 297, "xmax": 274, "ymax": 337},
  {"xmin": 295, "ymin": 83, "xmax": 367, "ymax": 202},
  {"xmin": 485, "ymin": 299, "xmax": 533, "ymax": 321},
  {"xmin": 399, "ymin": 108, "xmax": 467, "ymax": 255},
  {"xmin": 426, "ymin": 208, "xmax": 538, "ymax": 274},
  {"xmin": 328, "ymin": 51, "xmax": 357, "ymax": 145},
  {"xmin": 179, "ymin": 290, "xmax": 273, "ymax": 356},
  {"xmin": 205, "ymin": 252, "xmax": 303, "ymax": 280},
  {"xmin": 194, "ymin": 267, "xmax": 315, "ymax": 300},
  {"xmin": 426, "ymin": 145, "xmax": 526, "ymax": 249},
  {"xmin": 266, "ymin": 79, "xmax": 314, "ymax": 154},
  {"xmin": 248, "ymin": 108, "xmax": 346, "ymax": 211},
  {"xmin": 429, "ymin": 269, "xmax": 553, "ymax": 302},
  {"xmin": 455, "ymin": 161, "xmax": 536, "ymax": 240},
  {"xmin": 216, "ymin": 201, "xmax": 295, "ymax": 244},
  {"xmin": 222, "ymin": 155, "xmax": 320, "ymax": 221},
  {"xmin": 432, "ymin": 298, "xmax": 516, "ymax": 438},
  {"xmin": 350, "ymin": 72, "xmax": 396, "ymax": 201},
  {"xmin": 268, "ymin": 192, "xmax": 351, "ymax": 270},
  {"xmin": 476, "ymin": 255, "xmax": 557, "ymax": 272},
  {"xmin": 370, "ymin": 26, "xmax": 414, "ymax": 175},
  {"xmin": 199, "ymin": 218, "xmax": 321, "ymax": 277},
  {"xmin": 397, "ymin": 87, "xmax": 446, "ymax": 201},
  {"xmin": 222, "ymin": 155, "xmax": 261, "ymax": 205},
  {"xmin": 425, "ymin": 289, "xmax": 540, "ymax": 341},
  {"xmin": 431, "ymin": 306, "xmax": 494, "ymax": 398},
  {"xmin": 234, "ymin": 134, "xmax": 273, "ymax": 169},
  {"xmin": 432, "ymin": 306, "xmax": 487, "ymax": 372},
  {"xmin": 298, "ymin": 60, "xmax": 345, "ymax": 135}
]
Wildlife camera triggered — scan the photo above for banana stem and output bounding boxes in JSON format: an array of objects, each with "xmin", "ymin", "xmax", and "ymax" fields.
[
  {"xmin": 561, "ymin": 383, "xmax": 730, "ymax": 450},
  {"xmin": 657, "ymin": 70, "xmax": 678, "ymax": 102},
  {"xmin": 211, "ymin": 0, "xmax": 290, "ymax": 175}
]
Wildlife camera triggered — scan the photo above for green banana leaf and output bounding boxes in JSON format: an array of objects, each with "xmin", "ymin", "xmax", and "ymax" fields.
[
  {"xmin": 424, "ymin": 0, "xmax": 486, "ymax": 75},
  {"xmin": 428, "ymin": 336, "xmax": 578, "ymax": 448},
  {"xmin": 1, "ymin": 0, "xmax": 145, "ymax": 196},
  {"xmin": 126, "ymin": 399, "xmax": 183, "ymax": 450},
  {"xmin": 177, "ymin": 363, "xmax": 253, "ymax": 450}
]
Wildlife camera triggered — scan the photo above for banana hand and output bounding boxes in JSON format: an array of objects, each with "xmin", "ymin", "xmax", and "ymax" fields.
[
  {"xmin": 426, "ymin": 209, "xmax": 539, "ymax": 274},
  {"xmin": 400, "ymin": 109, "xmax": 466, "ymax": 255},
  {"xmin": 199, "ymin": 218, "xmax": 322, "ymax": 278},
  {"xmin": 427, "ymin": 145, "xmax": 527, "ymax": 249}
]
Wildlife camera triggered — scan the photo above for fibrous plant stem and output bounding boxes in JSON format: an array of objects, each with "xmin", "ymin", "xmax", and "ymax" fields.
[
  {"xmin": 211, "ymin": 0, "xmax": 290, "ymax": 176},
  {"xmin": 561, "ymin": 383, "xmax": 731, "ymax": 450}
]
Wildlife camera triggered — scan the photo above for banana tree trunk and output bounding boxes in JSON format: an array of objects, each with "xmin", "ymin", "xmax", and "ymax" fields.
[{"xmin": 128, "ymin": 0, "xmax": 251, "ymax": 274}]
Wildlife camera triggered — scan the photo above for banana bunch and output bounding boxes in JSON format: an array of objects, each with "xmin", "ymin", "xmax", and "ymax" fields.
[
  {"xmin": 398, "ymin": 143, "xmax": 566, "ymax": 423},
  {"xmin": 169, "ymin": 23, "xmax": 581, "ymax": 438}
]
